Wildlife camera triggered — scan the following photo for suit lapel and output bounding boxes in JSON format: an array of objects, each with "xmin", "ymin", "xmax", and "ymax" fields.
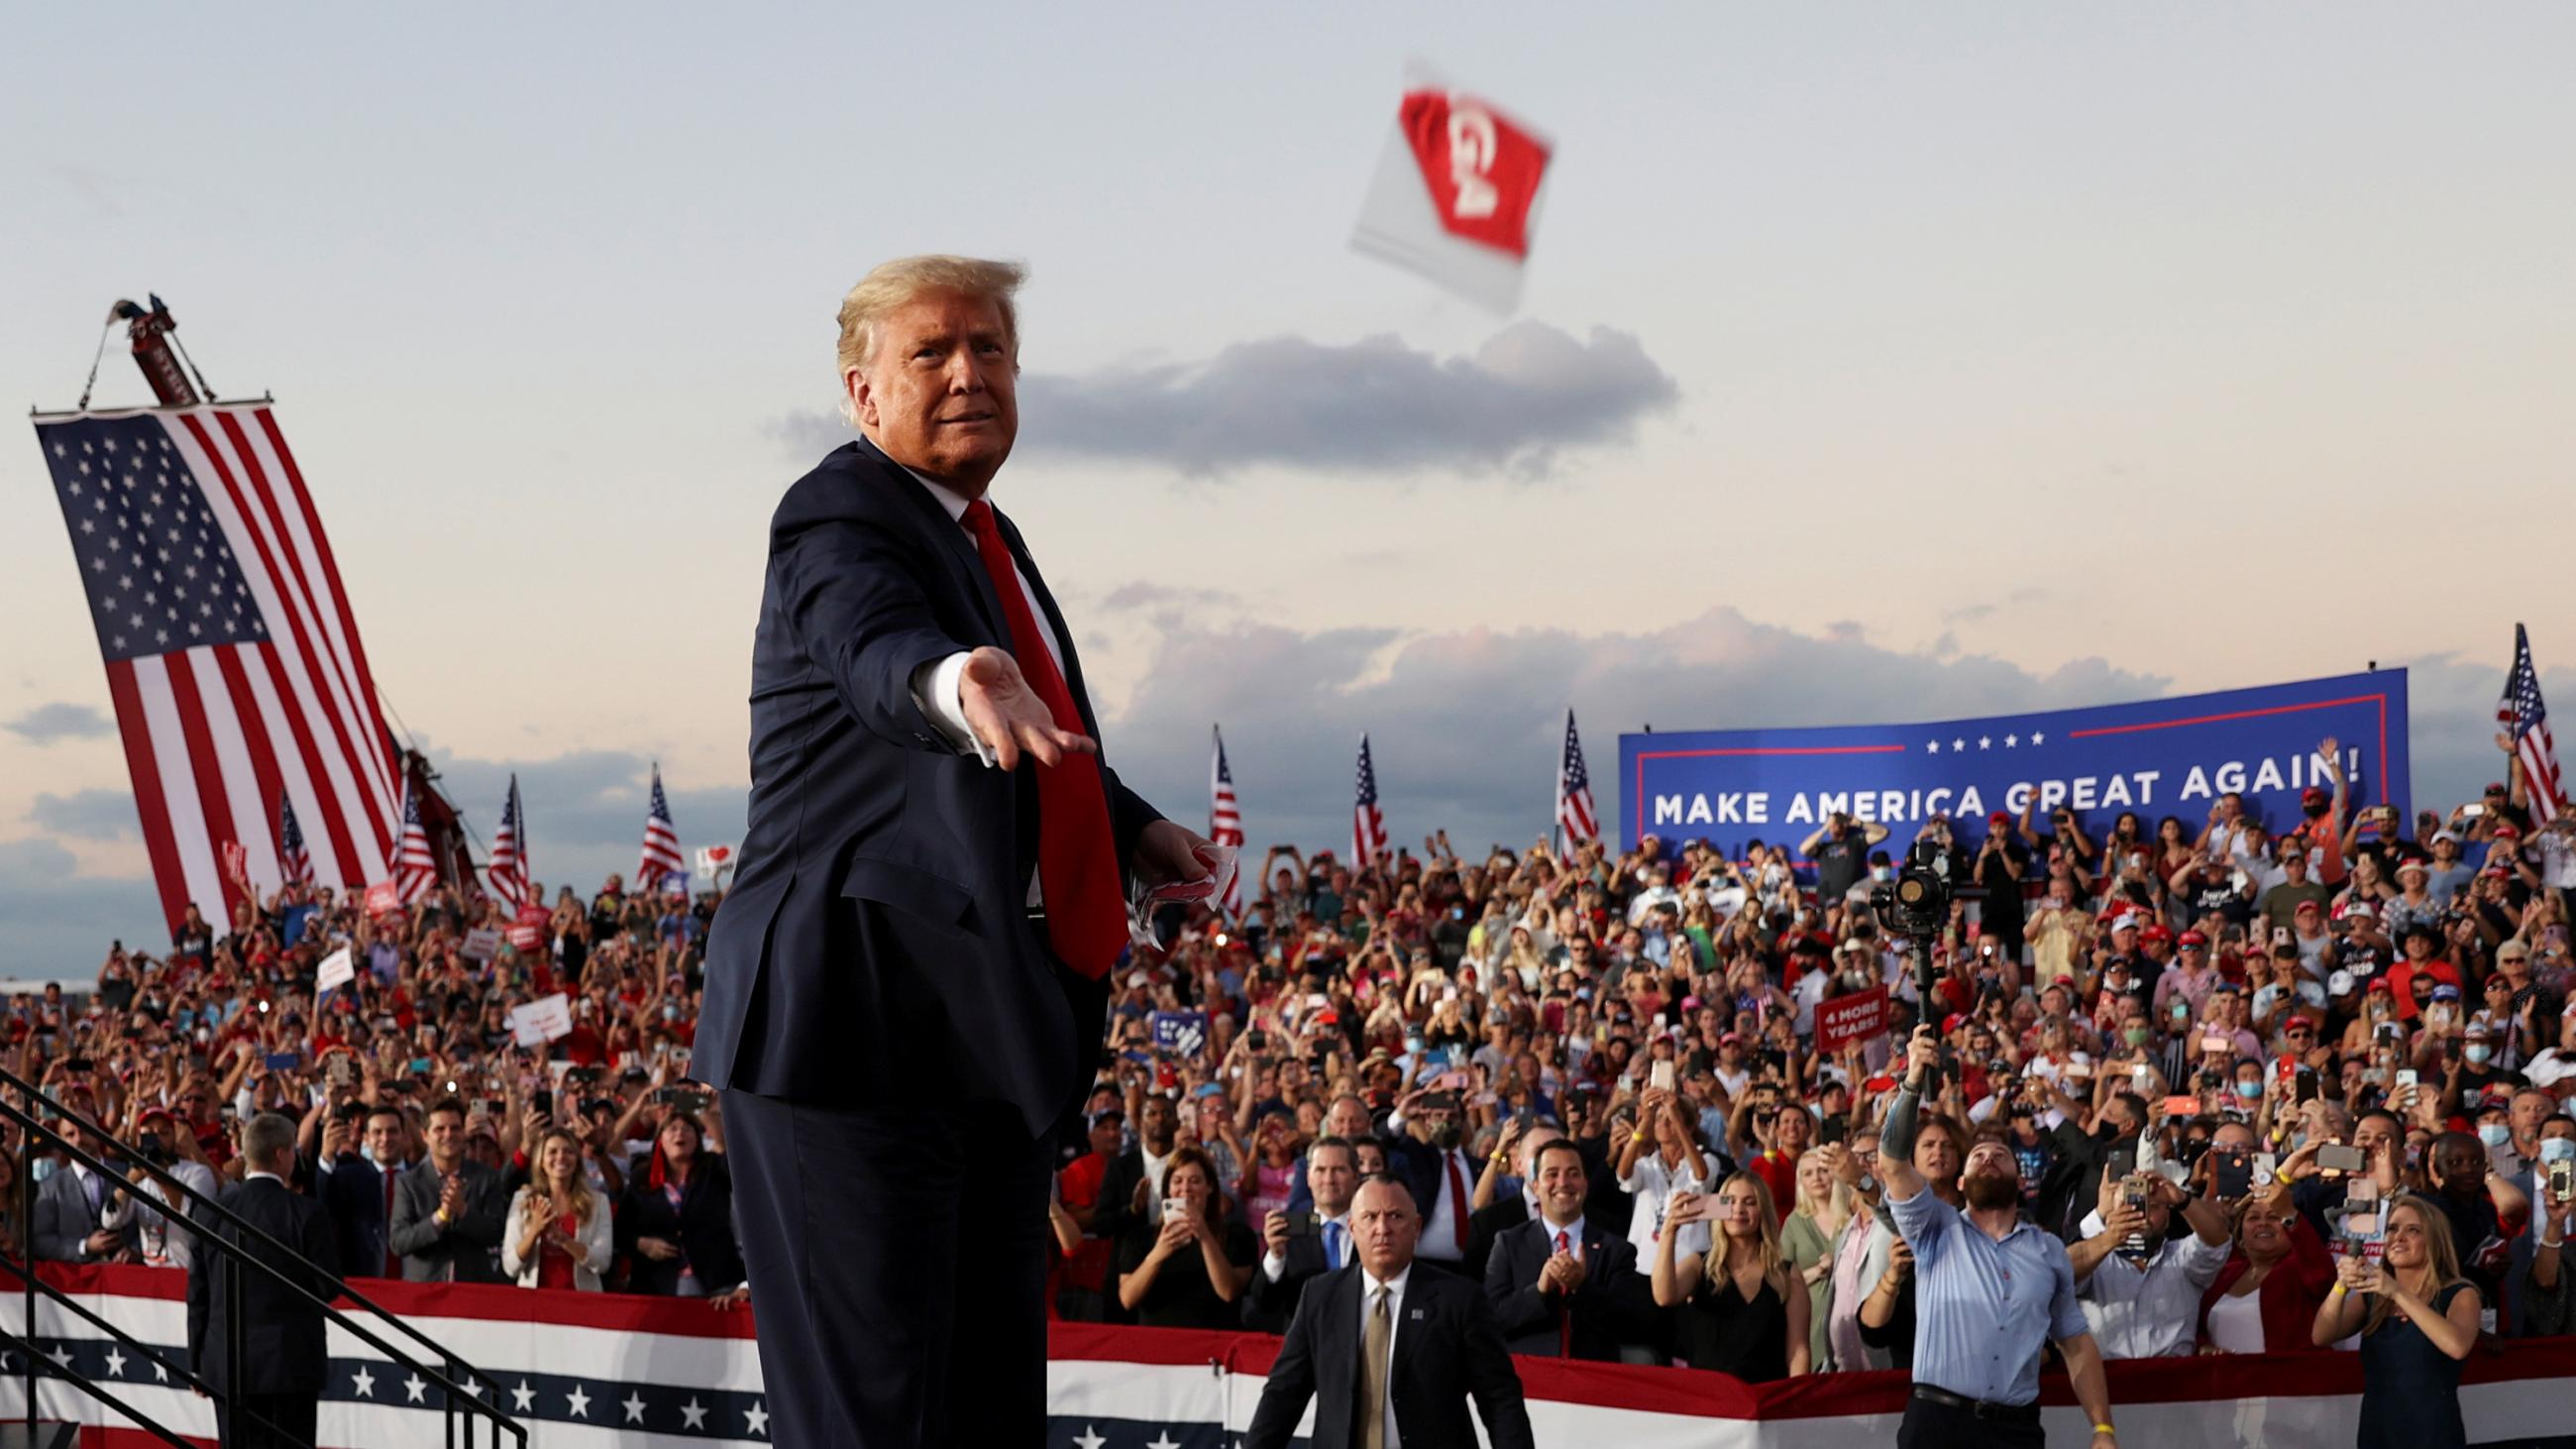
[{"xmin": 849, "ymin": 435, "xmax": 1009, "ymax": 643}]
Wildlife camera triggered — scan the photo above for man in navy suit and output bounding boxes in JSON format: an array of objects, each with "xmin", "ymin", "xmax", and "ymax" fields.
[
  {"xmin": 1483, "ymin": 1139, "xmax": 1651, "ymax": 1359},
  {"xmin": 187, "ymin": 1113, "xmax": 340, "ymax": 1449},
  {"xmin": 1245, "ymin": 1175, "xmax": 1535, "ymax": 1449},
  {"xmin": 695, "ymin": 255, "xmax": 1216, "ymax": 1448},
  {"xmin": 317, "ymin": 1104, "xmax": 407, "ymax": 1278}
]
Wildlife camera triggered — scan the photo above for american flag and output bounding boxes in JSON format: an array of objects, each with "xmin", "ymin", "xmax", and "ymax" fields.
[
  {"xmin": 1351, "ymin": 734, "xmax": 1387, "ymax": 867},
  {"xmin": 392, "ymin": 782, "xmax": 438, "ymax": 904},
  {"xmin": 639, "ymin": 763, "xmax": 686, "ymax": 891},
  {"xmin": 485, "ymin": 774, "xmax": 531, "ymax": 912},
  {"xmin": 1209, "ymin": 726, "xmax": 1244, "ymax": 914},
  {"xmin": 276, "ymin": 791, "xmax": 313, "ymax": 887},
  {"xmin": 1556, "ymin": 709, "xmax": 1599, "ymax": 846},
  {"xmin": 34, "ymin": 406, "xmax": 400, "ymax": 929},
  {"xmin": 2500, "ymin": 622, "xmax": 2565, "ymax": 824}
]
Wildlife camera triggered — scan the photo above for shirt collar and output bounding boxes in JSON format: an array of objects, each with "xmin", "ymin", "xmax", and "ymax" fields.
[
  {"xmin": 1363, "ymin": 1262, "xmax": 1413, "ymax": 1297},
  {"xmin": 246, "ymin": 1170, "xmax": 286, "ymax": 1187},
  {"xmin": 1539, "ymin": 1212, "xmax": 1585, "ymax": 1239},
  {"xmin": 904, "ymin": 468, "xmax": 980, "ymax": 524}
]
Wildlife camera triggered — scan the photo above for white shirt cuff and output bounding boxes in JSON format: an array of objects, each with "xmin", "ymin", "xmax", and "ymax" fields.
[
  {"xmin": 2080, "ymin": 1209, "xmax": 2106, "ymax": 1239},
  {"xmin": 910, "ymin": 652, "xmax": 994, "ymax": 766},
  {"xmin": 1262, "ymin": 1250, "xmax": 1286, "ymax": 1282}
]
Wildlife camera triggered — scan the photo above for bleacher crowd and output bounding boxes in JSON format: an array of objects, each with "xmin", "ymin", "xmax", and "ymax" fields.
[{"xmin": 4, "ymin": 729, "xmax": 2572, "ymax": 1388}]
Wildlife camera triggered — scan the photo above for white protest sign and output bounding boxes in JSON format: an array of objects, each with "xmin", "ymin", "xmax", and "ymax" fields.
[
  {"xmin": 507, "ymin": 993, "xmax": 574, "ymax": 1048},
  {"xmin": 697, "ymin": 844, "xmax": 736, "ymax": 881},
  {"xmin": 314, "ymin": 947, "xmax": 355, "ymax": 996},
  {"xmin": 460, "ymin": 928, "xmax": 504, "ymax": 961}
]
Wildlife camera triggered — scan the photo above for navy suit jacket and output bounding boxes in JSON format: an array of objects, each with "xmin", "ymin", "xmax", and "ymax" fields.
[
  {"xmin": 319, "ymin": 1153, "xmax": 396, "ymax": 1278},
  {"xmin": 695, "ymin": 437, "xmax": 1163, "ymax": 1134},
  {"xmin": 1243, "ymin": 1262, "xmax": 1534, "ymax": 1449},
  {"xmin": 185, "ymin": 1177, "xmax": 341, "ymax": 1397},
  {"xmin": 1481, "ymin": 1215, "xmax": 1647, "ymax": 1360}
]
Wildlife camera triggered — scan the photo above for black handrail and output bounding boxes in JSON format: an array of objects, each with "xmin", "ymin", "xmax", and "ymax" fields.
[
  {"xmin": 0, "ymin": 1066, "xmax": 524, "ymax": 1447},
  {"xmin": 0, "ymin": 1249, "xmax": 310, "ymax": 1447}
]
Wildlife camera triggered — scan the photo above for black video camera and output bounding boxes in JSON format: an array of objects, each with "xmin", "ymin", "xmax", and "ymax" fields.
[{"xmin": 1870, "ymin": 838, "xmax": 1957, "ymax": 942}]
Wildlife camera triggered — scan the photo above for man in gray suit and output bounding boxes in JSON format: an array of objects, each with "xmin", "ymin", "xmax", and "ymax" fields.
[
  {"xmin": 385, "ymin": 1099, "xmax": 508, "ymax": 1282},
  {"xmin": 33, "ymin": 1108, "xmax": 138, "ymax": 1264}
]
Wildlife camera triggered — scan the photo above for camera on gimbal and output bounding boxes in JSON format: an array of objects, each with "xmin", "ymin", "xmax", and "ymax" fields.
[{"xmin": 1868, "ymin": 838, "xmax": 1959, "ymax": 942}]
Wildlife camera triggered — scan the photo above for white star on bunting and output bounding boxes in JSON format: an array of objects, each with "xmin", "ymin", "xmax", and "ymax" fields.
[
  {"xmin": 511, "ymin": 1380, "xmax": 536, "ymax": 1411},
  {"xmin": 565, "ymin": 1385, "xmax": 591, "ymax": 1418},
  {"xmin": 623, "ymin": 1392, "xmax": 648, "ymax": 1423},
  {"xmin": 744, "ymin": 1401, "xmax": 770, "ymax": 1436},
  {"xmin": 351, "ymin": 1367, "xmax": 376, "ymax": 1397},
  {"xmin": 1072, "ymin": 1427, "xmax": 1108, "ymax": 1449},
  {"xmin": 102, "ymin": 1347, "xmax": 127, "ymax": 1379},
  {"xmin": 403, "ymin": 1374, "xmax": 427, "ymax": 1403},
  {"xmin": 681, "ymin": 1397, "xmax": 709, "ymax": 1429}
]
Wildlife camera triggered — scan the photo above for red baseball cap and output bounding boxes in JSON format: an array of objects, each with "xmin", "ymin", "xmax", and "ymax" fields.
[
  {"xmin": 1942, "ymin": 1012, "xmax": 1969, "ymax": 1034},
  {"xmin": 1988, "ymin": 811, "xmax": 2012, "ymax": 826},
  {"xmin": 2142, "ymin": 924, "xmax": 2175, "ymax": 944},
  {"xmin": 2301, "ymin": 786, "xmax": 2327, "ymax": 805},
  {"xmin": 2178, "ymin": 929, "xmax": 2209, "ymax": 947}
]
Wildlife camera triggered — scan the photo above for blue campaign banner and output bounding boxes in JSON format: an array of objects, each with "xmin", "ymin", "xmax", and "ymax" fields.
[
  {"xmin": 1150, "ymin": 1010, "xmax": 1209, "ymax": 1057},
  {"xmin": 1619, "ymin": 669, "xmax": 2410, "ymax": 858}
]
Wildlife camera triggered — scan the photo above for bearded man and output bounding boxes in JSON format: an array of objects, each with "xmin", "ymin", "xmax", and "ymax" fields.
[{"xmin": 1880, "ymin": 1026, "xmax": 2120, "ymax": 1449}]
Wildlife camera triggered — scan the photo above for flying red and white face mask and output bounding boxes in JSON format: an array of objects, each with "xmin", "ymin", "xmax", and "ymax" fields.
[{"xmin": 1351, "ymin": 61, "xmax": 1554, "ymax": 313}]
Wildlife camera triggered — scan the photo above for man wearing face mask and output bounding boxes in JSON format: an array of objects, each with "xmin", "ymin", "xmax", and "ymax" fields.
[
  {"xmin": 2044, "ymin": 1093, "xmax": 2146, "ymax": 1243},
  {"xmin": 2424, "ymin": 1129, "xmax": 2531, "ymax": 1326}
]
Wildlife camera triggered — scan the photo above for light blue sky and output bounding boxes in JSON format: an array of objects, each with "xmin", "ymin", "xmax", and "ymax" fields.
[{"xmin": 4, "ymin": 5, "xmax": 2572, "ymax": 974}]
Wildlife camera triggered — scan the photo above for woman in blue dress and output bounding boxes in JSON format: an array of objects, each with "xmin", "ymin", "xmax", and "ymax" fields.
[{"xmin": 2309, "ymin": 1194, "xmax": 2483, "ymax": 1449}]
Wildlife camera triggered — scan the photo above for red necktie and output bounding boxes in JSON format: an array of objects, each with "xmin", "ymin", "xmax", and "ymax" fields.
[
  {"xmin": 1445, "ymin": 1153, "xmax": 1470, "ymax": 1250},
  {"xmin": 1556, "ymin": 1229, "xmax": 1573, "ymax": 1357},
  {"xmin": 959, "ymin": 501, "xmax": 1127, "ymax": 979}
]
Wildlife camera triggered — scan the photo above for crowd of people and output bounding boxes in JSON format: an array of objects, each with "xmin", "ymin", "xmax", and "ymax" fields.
[
  {"xmin": 11, "ymin": 874, "xmax": 746, "ymax": 1302},
  {"xmin": 6, "ymin": 731, "xmax": 2573, "ymax": 1423},
  {"xmin": 1055, "ymin": 730, "xmax": 2576, "ymax": 1431}
]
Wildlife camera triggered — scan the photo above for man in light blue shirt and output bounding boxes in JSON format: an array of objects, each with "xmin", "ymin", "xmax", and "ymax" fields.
[{"xmin": 1883, "ymin": 1026, "xmax": 2118, "ymax": 1449}]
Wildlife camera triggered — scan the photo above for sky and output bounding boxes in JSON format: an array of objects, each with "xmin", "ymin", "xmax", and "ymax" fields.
[{"xmin": 3, "ymin": 4, "xmax": 2572, "ymax": 977}]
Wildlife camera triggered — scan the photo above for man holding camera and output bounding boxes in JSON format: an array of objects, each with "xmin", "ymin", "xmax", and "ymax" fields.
[
  {"xmin": 1253, "ymin": 1134, "xmax": 1362, "ymax": 1330},
  {"xmin": 2066, "ymin": 1159, "xmax": 2231, "ymax": 1358},
  {"xmin": 1882, "ymin": 1026, "xmax": 2117, "ymax": 1449}
]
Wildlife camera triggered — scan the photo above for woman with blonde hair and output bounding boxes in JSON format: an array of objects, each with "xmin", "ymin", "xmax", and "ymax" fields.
[
  {"xmin": 1778, "ymin": 1147, "xmax": 1851, "ymax": 1371},
  {"xmin": 1653, "ymin": 1171, "xmax": 1810, "ymax": 1381},
  {"xmin": 503, "ymin": 1127, "xmax": 613, "ymax": 1290},
  {"xmin": 2309, "ymin": 1194, "xmax": 2481, "ymax": 1449}
]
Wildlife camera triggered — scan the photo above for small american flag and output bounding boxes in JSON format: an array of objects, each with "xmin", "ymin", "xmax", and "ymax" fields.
[
  {"xmin": 277, "ymin": 792, "xmax": 313, "ymax": 887},
  {"xmin": 639, "ymin": 764, "xmax": 686, "ymax": 891},
  {"xmin": 1209, "ymin": 727, "xmax": 1244, "ymax": 914},
  {"xmin": 393, "ymin": 783, "xmax": 438, "ymax": 904},
  {"xmin": 33, "ymin": 406, "xmax": 401, "ymax": 929},
  {"xmin": 1352, "ymin": 734, "xmax": 1387, "ymax": 867},
  {"xmin": 2500, "ymin": 622, "xmax": 2565, "ymax": 824},
  {"xmin": 485, "ymin": 774, "xmax": 531, "ymax": 912},
  {"xmin": 1556, "ymin": 709, "xmax": 1599, "ymax": 846}
]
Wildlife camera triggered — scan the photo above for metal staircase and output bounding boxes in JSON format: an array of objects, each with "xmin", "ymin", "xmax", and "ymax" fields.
[{"xmin": 0, "ymin": 1064, "xmax": 526, "ymax": 1448}]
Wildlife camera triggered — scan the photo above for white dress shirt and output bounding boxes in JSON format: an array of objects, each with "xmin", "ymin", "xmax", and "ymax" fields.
[
  {"xmin": 901, "ymin": 471, "xmax": 1069, "ymax": 764},
  {"xmin": 900, "ymin": 471, "xmax": 1073, "ymax": 910},
  {"xmin": 1537, "ymin": 1213, "xmax": 1587, "ymax": 1266},
  {"xmin": 1358, "ymin": 1264, "xmax": 1411, "ymax": 1449},
  {"xmin": 1414, "ymin": 1148, "xmax": 1473, "ymax": 1263},
  {"xmin": 2075, "ymin": 1208, "xmax": 2232, "ymax": 1358}
]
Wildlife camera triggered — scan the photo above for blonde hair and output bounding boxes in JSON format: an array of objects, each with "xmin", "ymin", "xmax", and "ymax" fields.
[
  {"xmin": 1705, "ymin": 1171, "xmax": 1788, "ymax": 1282},
  {"xmin": 1792, "ymin": 1146, "xmax": 1853, "ymax": 1225},
  {"xmin": 833, "ymin": 255, "xmax": 1026, "ymax": 414},
  {"xmin": 2365, "ymin": 1194, "xmax": 2473, "ymax": 1337}
]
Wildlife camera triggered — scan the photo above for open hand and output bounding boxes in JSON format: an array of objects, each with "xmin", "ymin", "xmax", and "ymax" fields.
[{"xmin": 956, "ymin": 646, "xmax": 1097, "ymax": 770}]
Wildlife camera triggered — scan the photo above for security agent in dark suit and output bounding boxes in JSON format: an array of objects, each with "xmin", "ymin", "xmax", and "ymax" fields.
[
  {"xmin": 1250, "ymin": 1135, "xmax": 1363, "ymax": 1332},
  {"xmin": 1246, "ymin": 1175, "xmax": 1535, "ymax": 1449},
  {"xmin": 386, "ymin": 1099, "xmax": 509, "ymax": 1282},
  {"xmin": 1484, "ymin": 1140, "xmax": 1650, "ymax": 1360},
  {"xmin": 693, "ymin": 257, "xmax": 1217, "ymax": 1448},
  {"xmin": 32, "ymin": 1113, "xmax": 138, "ymax": 1264},
  {"xmin": 186, "ymin": 1112, "xmax": 341, "ymax": 1449}
]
